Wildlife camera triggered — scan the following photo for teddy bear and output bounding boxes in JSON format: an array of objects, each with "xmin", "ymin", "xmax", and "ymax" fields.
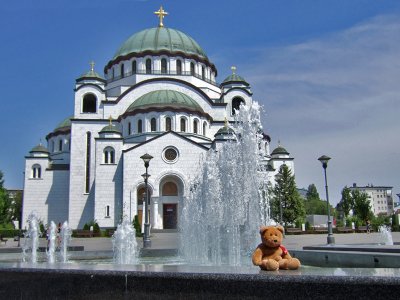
[{"xmin": 252, "ymin": 225, "xmax": 301, "ymax": 271}]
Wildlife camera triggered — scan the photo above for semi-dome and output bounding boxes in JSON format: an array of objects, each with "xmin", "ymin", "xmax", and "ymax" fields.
[
  {"xmin": 126, "ymin": 90, "xmax": 204, "ymax": 113},
  {"xmin": 114, "ymin": 27, "xmax": 207, "ymax": 60}
]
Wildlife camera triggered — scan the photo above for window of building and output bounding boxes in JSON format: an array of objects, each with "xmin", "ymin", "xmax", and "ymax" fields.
[
  {"xmin": 32, "ymin": 164, "xmax": 41, "ymax": 179},
  {"xmin": 162, "ymin": 182, "xmax": 178, "ymax": 196},
  {"xmin": 151, "ymin": 118, "xmax": 157, "ymax": 132},
  {"xmin": 193, "ymin": 119, "xmax": 198, "ymax": 134},
  {"xmin": 51, "ymin": 141, "xmax": 55, "ymax": 152},
  {"xmin": 146, "ymin": 59, "xmax": 152, "ymax": 74},
  {"xmin": 176, "ymin": 60, "xmax": 182, "ymax": 75},
  {"xmin": 82, "ymin": 94, "xmax": 97, "ymax": 113},
  {"xmin": 161, "ymin": 58, "xmax": 167, "ymax": 74},
  {"xmin": 202, "ymin": 66, "xmax": 205, "ymax": 80},
  {"xmin": 163, "ymin": 148, "xmax": 178, "ymax": 163},
  {"xmin": 166, "ymin": 117, "xmax": 172, "ymax": 131},
  {"xmin": 180, "ymin": 118, "xmax": 186, "ymax": 132},
  {"xmin": 138, "ymin": 119, "xmax": 143, "ymax": 133},
  {"xmin": 128, "ymin": 122, "xmax": 131, "ymax": 135},
  {"xmin": 104, "ymin": 147, "xmax": 115, "ymax": 164},
  {"xmin": 137, "ymin": 186, "xmax": 152, "ymax": 205},
  {"xmin": 105, "ymin": 205, "xmax": 110, "ymax": 218},
  {"xmin": 58, "ymin": 139, "xmax": 63, "ymax": 152},
  {"xmin": 232, "ymin": 97, "xmax": 245, "ymax": 115},
  {"xmin": 132, "ymin": 60, "xmax": 137, "ymax": 74},
  {"xmin": 190, "ymin": 62, "xmax": 195, "ymax": 76},
  {"xmin": 203, "ymin": 121, "xmax": 207, "ymax": 136},
  {"xmin": 121, "ymin": 64, "xmax": 124, "ymax": 78}
]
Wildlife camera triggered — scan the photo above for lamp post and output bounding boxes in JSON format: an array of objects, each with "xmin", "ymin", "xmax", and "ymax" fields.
[
  {"xmin": 140, "ymin": 153, "xmax": 153, "ymax": 248},
  {"xmin": 275, "ymin": 172, "xmax": 283, "ymax": 225},
  {"xmin": 318, "ymin": 155, "xmax": 335, "ymax": 245}
]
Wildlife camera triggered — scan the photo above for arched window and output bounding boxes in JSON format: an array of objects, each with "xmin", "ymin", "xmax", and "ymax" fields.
[
  {"xmin": 176, "ymin": 60, "xmax": 182, "ymax": 75},
  {"xmin": 82, "ymin": 94, "xmax": 97, "ymax": 113},
  {"xmin": 193, "ymin": 119, "xmax": 198, "ymax": 134},
  {"xmin": 180, "ymin": 118, "xmax": 186, "ymax": 132},
  {"xmin": 202, "ymin": 66, "xmax": 205, "ymax": 80},
  {"xmin": 162, "ymin": 182, "xmax": 178, "ymax": 196},
  {"xmin": 138, "ymin": 119, "xmax": 143, "ymax": 133},
  {"xmin": 161, "ymin": 58, "xmax": 167, "ymax": 74},
  {"xmin": 128, "ymin": 122, "xmax": 131, "ymax": 135},
  {"xmin": 203, "ymin": 121, "xmax": 207, "ymax": 136},
  {"xmin": 146, "ymin": 59, "xmax": 152, "ymax": 74},
  {"xmin": 58, "ymin": 139, "xmax": 63, "ymax": 152},
  {"xmin": 190, "ymin": 62, "xmax": 195, "ymax": 76},
  {"xmin": 151, "ymin": 118, "xmax": 157, "ymax": 132},
  {"xmin": 120, "ymin": 64, "xmax": 124, "ymax": 78},
  {"xmin": 165, "ymin": 117, "xmax": 172, "ymax": 131},
  {"xmin": 32, "ymin": 164, "xmax": 41, "ymax": 179},
  {"xmin": 232, "ymin": 97, "xmax": 245, "ymax": 115},
  {"xmin": 51, "ymin": 141, "xmax": 55, "ymax": 153},
  {"xmin": 103, "ymin": 147, "xmax": 115, "ymax": 164},
  {"xmin": 132, "ymin": 60, "xmax": 137, "ymax": 74},
  {"xmin": 105, "ymin": 205, "xmax": 110, "ymax": 218}
]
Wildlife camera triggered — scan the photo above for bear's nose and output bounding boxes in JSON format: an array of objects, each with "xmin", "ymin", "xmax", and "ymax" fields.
[{"xmin": 274, "ymin": 239, "xmax": 278, "ymax": 243}]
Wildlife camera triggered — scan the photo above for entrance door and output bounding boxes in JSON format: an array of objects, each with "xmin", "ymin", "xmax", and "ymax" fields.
[{"xmin": 163, "ymin": 204, "xmax": 177, "ymax": 229}]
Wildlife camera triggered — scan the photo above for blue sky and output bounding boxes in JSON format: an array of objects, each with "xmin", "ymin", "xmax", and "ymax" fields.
[{"xmin": 1, "ymin": 0, "xmax": 400, "ymax": 205}]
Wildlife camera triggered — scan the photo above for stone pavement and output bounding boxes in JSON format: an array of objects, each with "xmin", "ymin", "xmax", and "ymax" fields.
[{"xmin": 0, "ymin": 231, "xmax": 398, "ymax": 253}]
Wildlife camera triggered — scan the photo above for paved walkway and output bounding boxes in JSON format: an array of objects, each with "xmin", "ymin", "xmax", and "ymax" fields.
[{"xmin": 0, "ymin": 231, "xmax": 399, "ymax": 253}]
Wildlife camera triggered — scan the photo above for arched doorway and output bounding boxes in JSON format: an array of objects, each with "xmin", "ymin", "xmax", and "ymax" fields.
[{"xmin": 159, "ymin": 176, "xmax": 184, "ymax": 229}]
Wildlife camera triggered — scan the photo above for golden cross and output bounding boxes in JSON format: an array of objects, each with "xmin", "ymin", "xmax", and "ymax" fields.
[
  {"xmin": 108, "ymin": 115, "xmax": 113, "ymax": 126},
  {"xmin": 224, "ymin": 117, "xmax": 228, "ymax": 127},
  {"xmin": 90, "ymin": 61, "xmax": 95, "ymax": 72},
  {"xmin": 154, "ymin": 6, "xmax": 168, "ymax": 27},
  {"xmin": 231, "ymin": 66, "xmax": 236, "ymax": 74}
]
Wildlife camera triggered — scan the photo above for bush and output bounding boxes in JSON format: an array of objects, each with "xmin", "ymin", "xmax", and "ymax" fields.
[
  {"xmin": 83, "ymin": 223, "xmax": 90, "ymax": 230},
  {"xmin": 0, "ymin": 229, "xmax": 22, "ymax": 238},
  {"xmin": 133, "ymin": 215, "xmax": 142, "ymax": 237}
]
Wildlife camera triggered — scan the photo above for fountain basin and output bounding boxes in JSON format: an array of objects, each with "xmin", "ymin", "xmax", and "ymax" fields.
[{"xmin": 0, "ymin": 263, "xmax": 399, "ymax": 299}]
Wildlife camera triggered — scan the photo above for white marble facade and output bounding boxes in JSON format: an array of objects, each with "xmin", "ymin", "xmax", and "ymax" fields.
[{"xmin": 22, "ymin": 10, "xmax": 294, "ymax": 229}]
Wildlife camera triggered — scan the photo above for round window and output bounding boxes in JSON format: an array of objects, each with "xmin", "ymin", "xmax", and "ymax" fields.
[{"xmin": 165, "ymin": 148, "xmax": 178, "ymax": 161}]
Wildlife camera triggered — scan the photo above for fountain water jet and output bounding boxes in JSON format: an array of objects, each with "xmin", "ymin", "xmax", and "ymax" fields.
[
  {"xmin": 60, "ymin": 221, "xmax": 72, "ymax": 262},
  {"xmin": 112, "ymin": 218, "xmax": 138, "ymax": 264},
  {"xmin": 22, "ymin": 212, "xmax": 41, "ymax": 263},
  {"xmin": 379, "ymin": 225, "xmax": 394, "ymax": 246},
  {"xmin": 180, "ymin": 102, "xmax": 271, "ymax": 266},
  {"xmin": 46, "ymin": 221, "xmax": 57, "ymax": 263}
]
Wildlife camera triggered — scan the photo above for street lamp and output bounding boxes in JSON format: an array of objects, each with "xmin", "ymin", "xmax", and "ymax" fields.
[
  {"xmin": 275, "ymin": 172, "xmax": 283, "ymax": 225},
  {"xmin": 318, "ymin": 155, "xmax": 335, "ymax": 245},
  {"xmin": 140, "ymin": 153, "xmax": 153, "ymax": 248}
]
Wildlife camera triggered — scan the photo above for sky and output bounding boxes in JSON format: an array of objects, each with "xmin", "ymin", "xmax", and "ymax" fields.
[{"xmin": 1, "ymin": 0, "xmax": 399, "ymax": 205}]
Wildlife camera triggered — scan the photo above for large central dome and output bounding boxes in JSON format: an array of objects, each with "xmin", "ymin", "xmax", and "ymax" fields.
[{"xmin": 113, "ymin": 27, "xmax": 208, "ymax": 60}]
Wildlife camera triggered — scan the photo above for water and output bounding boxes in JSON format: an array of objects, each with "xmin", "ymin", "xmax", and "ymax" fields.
[
  {"xmin": 22, "ymin": 212, "xmax": 41, "ymax": 263},
  {"xmin": 180, "ymin": 102, "xmax": 271, "ymax": 266},
  {"xmin": 112, "ymin": 218, "xmax": 139, "ymax": 264},
  {"xmin": 46, "ymin": 221, "xmax": 57, "ymax": 263},
  {"xmin": 379, "ymin": 225, "xmax": 394, "ymax": 246},
  {"xmin": 60, "ymin": 221, "xmax": 72, "ymax": 262}
]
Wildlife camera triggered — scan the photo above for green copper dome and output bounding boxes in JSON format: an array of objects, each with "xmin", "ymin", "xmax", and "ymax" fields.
[
  {"xmin": 100, "ymin": 124, "xmax": 122, "ymax": 134},
  {"xmin": 271, "ymin": 145, "xmax": 289, "ymax": 155},
  {"xmin": 126, "ymin": 90, "xmax": 204, "ymax": 113},
  {"xmin": 114, "ymin": 27, "xmax": 208, "ymax": 60},
  {"xmin": 30, "ymin": 144, "xmax": 49, "ymax": 154},
  {"xmin": 54, "ymin": 116, "xmax": 72, "ymax": 131},
  {"xmin": 221, "ymin": 73, "xmax": 249, "ymax": 86},
  {"xmin": 214, "ymin": 125, "xmax": 235, "ymax": 136}
]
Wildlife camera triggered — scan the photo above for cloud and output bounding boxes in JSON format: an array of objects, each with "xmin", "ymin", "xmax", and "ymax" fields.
[{"xmin": 242, "ymin": 14, "xmax": 400, "ymax": 203}]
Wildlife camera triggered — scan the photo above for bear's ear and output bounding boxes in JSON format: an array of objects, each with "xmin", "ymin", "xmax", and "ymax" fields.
[
  {"xmin": 276, "ymin": 225, "xmax": 284, "ymax": 234},
  {"xmin": 259, "ymin": 226, "xmax": 269, "ymax": 235}
]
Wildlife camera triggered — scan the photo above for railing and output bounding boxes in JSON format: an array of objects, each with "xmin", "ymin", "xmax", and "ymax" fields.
[{"xmin": 107, "ymin": 69, "xmax": 218, "ymax": 87}]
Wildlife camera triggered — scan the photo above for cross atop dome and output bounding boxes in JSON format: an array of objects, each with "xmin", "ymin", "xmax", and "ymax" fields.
[
  {"xmin": 231, "ymin": 66, "xmax": 236, "ymax": 74},
  {"xmin": 154, "ymin": 6, "xmax": 168, "ymax": 27},
  {"xmin": 90, "ymin": 61, "xmax": 95, "ymax": 72}
]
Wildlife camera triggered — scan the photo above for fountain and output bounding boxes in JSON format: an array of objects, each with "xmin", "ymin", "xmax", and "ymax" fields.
[
  {"xmin": 180, "ymin": 102, "xmax": 271, "ymax": 266},
  {"xmin": 112, "ymin": 217, "xmax": 138, "ymax": 264},
  {"xmin": 46, "ymin": 221, "xmax": 57, "ymax": 263},
  {"xmin": 379, "ymin": 225, "xmax": 394, "ymax": 246},
  {"xmin": 60, "ymin": 221, "xmax": 72, "ymax": 262},
  {"xmin": 22, "ymin": 212, "xmax": 41, "ymax": 263}
]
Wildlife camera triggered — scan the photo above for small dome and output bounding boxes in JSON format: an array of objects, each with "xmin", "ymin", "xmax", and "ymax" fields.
[
  {"xmin": 221, "ymin": 73, "xmax": 249, "ymax": 86},
  {"xmin": 271, "ymin": 145, "xmax": 289, "ymax": 156},
  {"xmin": 214, "ymin": 122, "xmax": 236, "ymax": 141},
  {"xmin": 30, "ymin": 144, "xmax": 49, "ymax": 154},
  {"xmin": 113, "ymin": 27, "xmax": 208, "ymax": 60},
  {"xmin": 214, "ymin": 125, "xmax": 235, "ymax": 136},
  {"xmin": 100, "ymin": 124, "xmax": 122, "ymax": 134},
  {"xmin": 76, "ymin": 62, "xmax": 105, "ymax": 82},
  {"xmin": 54, "ymin": 116, "xmax": 72, "ymax": 131},
  {"xmin": 126, "ymin": 90, "xmax": 204, "ymax": 113}
]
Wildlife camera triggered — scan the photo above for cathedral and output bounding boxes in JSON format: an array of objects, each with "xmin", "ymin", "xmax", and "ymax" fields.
[{"xmin": 22, "ymin": 7, "xmax": 294, "ymax": 230}]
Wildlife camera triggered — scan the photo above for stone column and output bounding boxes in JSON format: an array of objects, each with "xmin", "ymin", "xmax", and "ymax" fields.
[{"xmin": 151, "ymin": 197, "xmax": 160, "ymax": 229}]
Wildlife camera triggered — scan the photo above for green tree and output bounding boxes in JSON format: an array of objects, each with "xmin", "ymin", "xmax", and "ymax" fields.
[
  {"xmin": 340, "ymin": 187, "xmax": 353, "ymax": 218},
  {"xmin": 306, "ymin": 184, "xmax": 320, "ymax": 201},
  {"xmin": 304, "ymin": 184, "xmax": 329, "ymax": 215},
  {"xmin": 0, "ymin": 171, "xmax": 12, "ymax": 225},
  {"xmin": 9, "ymin": 190, "xmax": 22, "ymax": 228},
  {"xmin": 270, "ymin": 165, "xmax": 305, "ymax": 227},
  {"xmin": 352, "ymin": 189, "xmax": 373, "ymax": 222}
]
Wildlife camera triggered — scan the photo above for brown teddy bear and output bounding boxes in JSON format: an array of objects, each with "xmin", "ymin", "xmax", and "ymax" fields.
[{"xmin": 252, "ymin": 225, "xmax": 301, "ymax": 271}]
